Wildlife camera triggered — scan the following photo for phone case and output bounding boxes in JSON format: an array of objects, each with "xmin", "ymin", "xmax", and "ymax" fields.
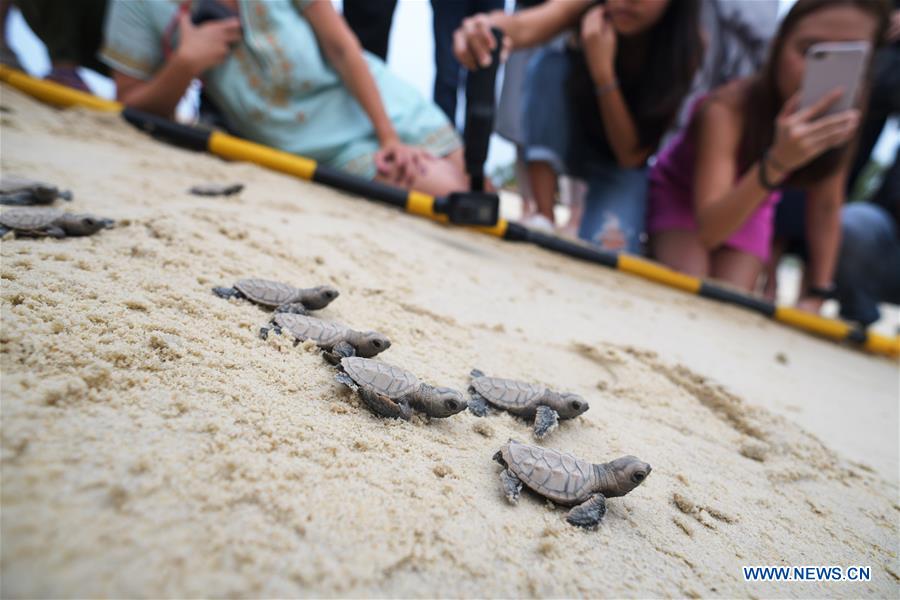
[{"xmin": 799, "ymin": 41, "xmax": 870, "ymax": 116}]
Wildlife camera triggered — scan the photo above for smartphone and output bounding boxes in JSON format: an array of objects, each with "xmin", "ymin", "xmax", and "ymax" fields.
[{"xmin": 799, "ymin": 41, "xmax": 870, "ymax": 116}]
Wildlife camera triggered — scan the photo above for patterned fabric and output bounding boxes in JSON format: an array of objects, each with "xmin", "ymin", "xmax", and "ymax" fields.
[{"xmin": 101, "ymin": 0, "xmax": 460, "ymax": 178}]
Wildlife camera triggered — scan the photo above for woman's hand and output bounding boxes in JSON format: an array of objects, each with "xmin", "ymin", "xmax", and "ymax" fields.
[
  {"xmin": 581, "ymin": 6, "xmax": 616, "ymax": 85},
  {"xmin": 453, "ymin": 13, "xmax": 510, "ymax": 70},
  {"xmin": 769, "ymin": 90, "xmax": 860, "ymax": 175},
  {"xmin": 175, "ymin": 12, "xmax": 242, "ymax": 75},
  {"xmin": 375, "ymin": 139, "xmax": 431, "ymax": 188}
]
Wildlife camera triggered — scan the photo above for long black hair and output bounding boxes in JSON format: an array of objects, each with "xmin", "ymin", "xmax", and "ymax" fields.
[{"xmin": 571, "ymin": 0, "xmax": 704, "ymax": 153}]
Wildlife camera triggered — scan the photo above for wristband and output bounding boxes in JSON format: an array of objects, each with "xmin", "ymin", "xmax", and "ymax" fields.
[
  {"xmin": 758, "ymin": 151, "xmax": 784, "ymax": 191},
  {"xmin": 807, "ymin": 284, "xmax": 837, "ymax": 299},
  {"xmin": 595, "ymin": 80, "xmax": 619, "ymax": 97}
]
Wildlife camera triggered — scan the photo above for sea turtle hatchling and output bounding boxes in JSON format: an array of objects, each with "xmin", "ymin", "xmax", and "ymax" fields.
[
  {"xmin": 494, "ymin": 439, "xmax": 651, "ymax": 529},
  {"xmin": 0, "ymin": 207, "xmax": 113, "ymax": 238},
  {"xmin": 468, "ymin": 369, "xmax": 589, "ymax": 439},
  {"xmin": 0, "ymin": 176, "xmax": 73, "ymax": 206},
  {"xmin": 261, "ymin": 312, "xmax": 391, "ymax": 364},
  {"xmin": 335, "ymin": 356, "xmax": 467, "ymax": 420},
  {"xmin": 188, "ymin": 182, "xmax": 244, "ymax": 196},
  {"xmin": 213, "ymin": 278, "xmax": 339, "ymax": 314}
]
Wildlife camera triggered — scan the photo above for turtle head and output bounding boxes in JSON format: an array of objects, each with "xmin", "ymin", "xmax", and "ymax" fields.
[
  {"xmin": 554, "ymin": 392, "xmax": 589, "ymax": 419},
  {"xmin": 602, "ymin": 456, "xmax": 652, "ymax": 497},
  {"xmin": 421, "ymin": 386, "xmax": 468, "ymax": 418},
  {"xmin": 357, "ymin": 332, "xmax": 391, "ymax": 357},
  {"xmin": 304, "ymin": 285, "xmax": 340, "ymax": 309},
  {"xmin": 61, "ymin": 213, "xmax": 113, "ymax": 236}
]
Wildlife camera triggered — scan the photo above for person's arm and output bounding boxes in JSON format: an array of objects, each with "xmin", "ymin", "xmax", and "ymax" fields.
[
  {"xmin": 453, "ymin": 0, "xmax": 591, "ymax": 69},
  {"xmin": 695, "ymin": 90, "xmax": 860, "ymax": 249},
  {"xmin": 303, "ymin": 1, "xmax": 394, "ymax": 146},
  {"xmin": 302, "ymin": 0, "xmax": 426, "ymax": 185},
  {"xmin": 581, "ymin": 6, "xmax": 649, "ymax": 168},
  {"xmin": 114, "ymin": 13, "xmax": 241, "ymax": 118},
  {"xmin": 798, "ymin": 173, "xmax": 844, "ymax": 311}
]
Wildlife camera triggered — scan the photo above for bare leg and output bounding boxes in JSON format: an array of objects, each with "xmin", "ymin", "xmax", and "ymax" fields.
[
  {"xmin": 711, "ymin": 247, "xmax": 763, "ymax": 292},
  {"xmin": 650, "ymin": 230, "xmax": 710, "ymax": 277},
  {"xmin": 527, "ymin": 161, "xmax": 557, "ymax": 223},
  {"xmin": 762, "ymin": 239, "xmax": 785, "ymax": 301}
]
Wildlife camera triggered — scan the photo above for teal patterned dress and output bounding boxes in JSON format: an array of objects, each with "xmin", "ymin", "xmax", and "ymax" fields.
[{"xmin": 101, "ymin": 0, "xmax": 460, "ymax": 178}]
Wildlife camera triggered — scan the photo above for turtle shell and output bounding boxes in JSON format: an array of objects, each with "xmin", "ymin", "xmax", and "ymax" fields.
[
  {"xmin": 235, "ymin": 278, "xmax": 299, "ymax": 307},
  {"xmin": 340, "ymin": 357, "xmax": 419, "ymax": 399},
  {"xmin": 0, "ymin": 207, "xmax": 62, "ymax": 231},
  {"xmin": 274, "ymin": 313, "xmax": 349, "ymax": 348},
  {"xmin": 501, "ymin": 440, "xmax": 599, "ymax": 506},
  {"xmin": 471, "ymin": 375, "xmax": 547, "ymax": 414}
]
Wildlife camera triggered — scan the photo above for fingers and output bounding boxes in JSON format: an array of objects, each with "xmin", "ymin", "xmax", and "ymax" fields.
[
  {"xmin": 177, "ymin": 11, "xmax": 194, "ymax": 33},
  {"xmin": 777, "ymin": 92, "xmax": 800, "ymax": 120},
  {"xmin": 794, "ymin": 87, "xmax": 844, "ymax": 123},
  {"xmin": 463, "ymin": 15, "xmax": 496, "ymax": 68},
  {"xmin": 807, "ymin": 111, "xmax": 859, "ymax": 151},
  {"xmin": 453, "ymin": 28, "xmax": 477, "ymax": 70}
]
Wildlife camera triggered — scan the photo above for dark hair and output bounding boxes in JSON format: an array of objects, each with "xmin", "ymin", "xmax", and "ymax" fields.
[
  {"xmin": 737, "ymin": 0, "xmax": 891, "ymax": 186},
  {"xmin": 571, "ymin": 0, "xmax": 704, "ymax": 152}
]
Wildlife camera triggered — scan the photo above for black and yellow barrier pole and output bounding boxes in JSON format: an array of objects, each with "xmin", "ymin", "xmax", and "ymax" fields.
[
  {"xmin": 0, "ymin": 65, "xmax": 500, "ymax": 229},
  {"xmin": 1, "ymin": 65, "xmax": 896, "ymax": 357}
]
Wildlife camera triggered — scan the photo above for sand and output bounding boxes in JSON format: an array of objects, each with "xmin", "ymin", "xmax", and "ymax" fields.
[{"xmin": 1, "ymin": 84, "xmax": 898, "ymax": 598}]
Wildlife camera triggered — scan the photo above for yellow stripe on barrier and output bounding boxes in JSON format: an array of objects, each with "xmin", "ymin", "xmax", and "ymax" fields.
[
  {"xmin": 473, "ymin": 219, "xmax": 508, "ymax": 238},
  {"xmin": 618, "ymin": 255, "xmax": 702, "ymax": 293},
  {"xmin": 406, "ymin": 191, "xmax": 435, "ymax": 218},
  {"xmin": 209, "ymin": 131, "xmax": 317, "ymax": 181},
  {"xmin": 864, "ymin": 334, "xmax": 900, "ymax": 357},
  {"xmin": 775, "ymin": 306, "xmax": 852, "ymax": 339},
  {"xmin": 0, "ymin": 64, "xmax": 122, "ymax": 112}
]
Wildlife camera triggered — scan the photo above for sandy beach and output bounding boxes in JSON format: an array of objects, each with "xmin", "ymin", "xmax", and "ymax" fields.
[{"xmin": 1, "ymin": 84, "xmax": 898, "ymax": 598}]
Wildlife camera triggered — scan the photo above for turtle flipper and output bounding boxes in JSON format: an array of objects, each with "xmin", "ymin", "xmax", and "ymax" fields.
[
  {"xmin": 334, "ymin": 370, "xmax": 358, "ymax": 391},
  {"xmin": 45, "ymin": 226, "xmax": 66, "ymax": 238},
  {"xmin": 359, "ymin": 387, "xmax": 410, "ymax": 420},
  {"xmin": 0, "ymin": 191, "xmax": 36, "ymax": 206},
  {"xmin": 0, "ymin": 226, "xmax": 10, "ymax": 237},
  {"xmin": 470, "ymin": 368, "xmax": 486, "ymax": 379},
  {"xmin": 467, "ymin": 389, "xmax": 490, "ymax": 417},
  {"xmin": 259, "ymin": 321, "xmax": 281, "ymax": 340},
  {"xmin": 499, "ymin": 469, "xmax": 523, "ymax": 505},
  {"xmin": 533, "ymin": 405, "xmax": 559, "ymax": 440},
  {"xmin": 213, "ymin": 286, "xmax": 242, "ymax": 300},
  {"xmin": 323, "ymin": 341, "xmax": 355, "ymax": 366},
  {"xmin": 566, "ymin": 493, "xmax": 607, "ymax": 529},
  {"xmin": 274, "ymin": 302, "xmax": 310, "ymax": 315}
]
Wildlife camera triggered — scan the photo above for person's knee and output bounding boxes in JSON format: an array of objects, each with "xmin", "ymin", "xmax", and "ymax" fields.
[{"xmin": 840, "ymin": 203, "xmax": 893, "ymax": 264}]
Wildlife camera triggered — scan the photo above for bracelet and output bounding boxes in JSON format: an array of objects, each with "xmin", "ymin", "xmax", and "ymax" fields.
[
  {"xmin": 595, "ymin": 80, "xmax": 619, "ymax": 97},
  {"xmin": 807, "ymin": 284, "xmax": 837, "ymax": 299},
  {"xmin": 766, "ymin": 150, "xmax": 787, "ymax": 173},
  {"xmin": 758, "ymin": 150, "xmax": 783, "ymax": 191}
]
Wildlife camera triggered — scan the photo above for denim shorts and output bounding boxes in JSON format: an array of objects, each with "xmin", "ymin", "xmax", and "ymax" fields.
[{"xmin": 522, "ymin": 46, "xmax": 648, "ymax": 254}]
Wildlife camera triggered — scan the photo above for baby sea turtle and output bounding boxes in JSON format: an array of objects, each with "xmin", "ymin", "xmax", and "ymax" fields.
[
  {"xmin": 0, "ymin": 207, "xmax": 113, "ymax": 238},
  {"xmin": 335, "ymin": 356, "xmax": 467, "ymax": 420},
  {"xmin": 189, "ymin": 182, "xmax": 244, "ymax": 196},
  {"xmin": 468, "ymin": 369, "xmax": 589, "ymax": 439},
  {"xmin": 213, "ymin": 278, "xmax": 339, "ymax": 314},
  {"xmin": 494, "ymin": 439, "xmax": 651, "ymax": 529},
  {"xmin": 0, "ymin": 176, "xmax": 72, "ymax": 206},
  {"xmin": 261, "ymin": 313, "xmax": 390, "ymax": 364}
]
